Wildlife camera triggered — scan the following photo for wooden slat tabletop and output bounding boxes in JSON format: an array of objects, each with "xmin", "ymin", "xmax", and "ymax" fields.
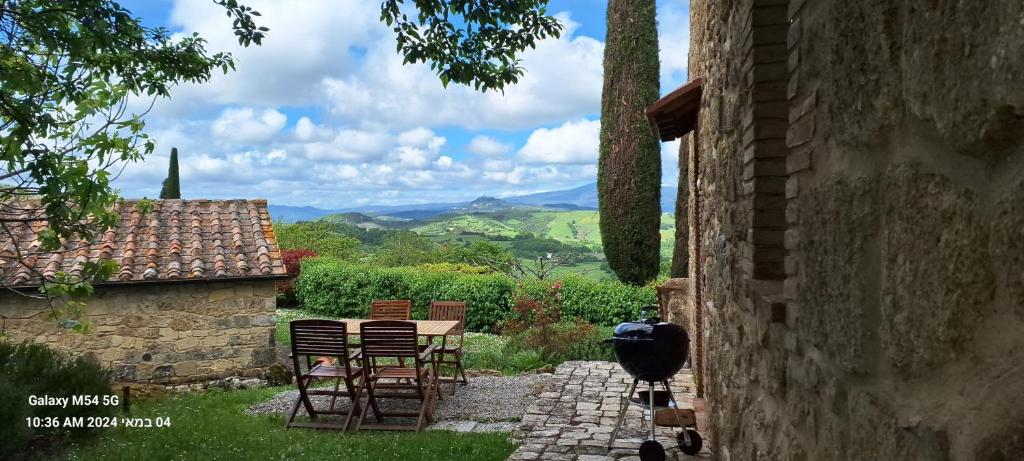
[{"xmin": 335, "ymin": 319, "xmax": 459, "ymax": 337}]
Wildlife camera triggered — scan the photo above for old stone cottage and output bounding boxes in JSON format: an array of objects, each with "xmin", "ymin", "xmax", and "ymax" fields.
[
  {"xmin": 0, "ymin": 199, "xmax": 287, "ymax": 383},
  {"xmin": 652, "ymin": 0, "xmax": 1023, "ymax": 459}
]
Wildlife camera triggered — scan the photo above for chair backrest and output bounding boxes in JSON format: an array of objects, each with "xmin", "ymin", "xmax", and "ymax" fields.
[
  {"xmin": 429, "ymin": 301, "xmax": 466, "ymax": 335},
  {"xmin": 359, "ymin": 320, "xmax": 419, "ymax": 360},
  {"xmin": 289, "ymin": 319, "xmax": 351, "ymax": 372},
  {"xmin": 370, "ymin": 299, "xmax": 411, "ymax": 320}
]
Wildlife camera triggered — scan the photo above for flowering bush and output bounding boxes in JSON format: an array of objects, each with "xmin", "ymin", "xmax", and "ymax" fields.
[
  {"xmin": 501, "ymin": 282, "xmax": 614, "ymax": 364},
  {"xmin": 276, "ymin": 248, "xmax": 317, "ymax": 307}
]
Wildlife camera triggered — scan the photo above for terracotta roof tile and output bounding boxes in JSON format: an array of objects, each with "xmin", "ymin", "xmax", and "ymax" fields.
[{"xmin": 0, "ymin": 199, "xmax": 286, "ymax": 287}]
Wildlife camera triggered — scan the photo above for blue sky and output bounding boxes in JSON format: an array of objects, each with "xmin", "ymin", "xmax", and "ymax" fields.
[{"xmin": 114, "ymin": 0, "xmax": 690, "ymax": 208}]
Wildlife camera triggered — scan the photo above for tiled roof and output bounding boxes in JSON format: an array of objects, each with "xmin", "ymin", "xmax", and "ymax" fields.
[{"xmin": 0, "ymin": 199, "xmax": 287, "ymax": 287}]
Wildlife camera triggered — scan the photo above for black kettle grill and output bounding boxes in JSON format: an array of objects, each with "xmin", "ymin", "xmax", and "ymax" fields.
[{"xmin": 605, "ymin": 306, "xmax": 703, "ymax": 460}]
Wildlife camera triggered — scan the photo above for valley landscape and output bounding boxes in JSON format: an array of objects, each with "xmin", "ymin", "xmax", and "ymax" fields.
[{"xmin": 271, "ymin": 183, "xmax": 679, "ymax": 280}]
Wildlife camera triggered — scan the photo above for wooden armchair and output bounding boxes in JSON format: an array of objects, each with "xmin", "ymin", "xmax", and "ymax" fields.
[
  {"xmin": 286, "ymin": 319, "xmax": 363, "ymax": 431},
  {"xmin": 428, "ymin": 301, "xmax": 469, "ymax": 395},
  {"xmin": 353, "ymin": 320, "xmax": 439, "ymax": 432}
]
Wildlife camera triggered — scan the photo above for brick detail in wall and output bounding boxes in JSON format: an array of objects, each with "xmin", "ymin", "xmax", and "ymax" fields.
[
  {"xmin": 742, "ymin": 0, "xmax": 790, "ymax": 281},
  {"xmin": 784, "ymin": 0, "xmax": 813, "ymax": 307}
]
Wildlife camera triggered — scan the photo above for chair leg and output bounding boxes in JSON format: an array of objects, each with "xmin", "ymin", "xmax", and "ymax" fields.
[
  {"xmin": 285, "ymin": 393, "xmax": 302, "ymax": 429},
  {"xmin": 343, "ymin": 377, "xmax": 362, "ymax": 431},
  {"xmin": 328, "ymin": 379, "xmax": 341, "ymax": 411},
  {"xmin": 432, "ymin": 357, "xmax": 443, "ymax": 400},
  {"xmin": 415, "ymin": 371, "xmax": 435, "ymax": 432},
  {"xmin": 297, "ymin": 376, "xmax": 318, "ymax": 421},
  {"xmin": 456, "ymin": 351, "xmax": 468, "ymax": 385},
  {"xmin": 365, "ymin": 378, "xmax": 383, "ymax": 422},
  {"xmin": 355, "ymin": 378, "xmax": 373, "ymax": 432}
]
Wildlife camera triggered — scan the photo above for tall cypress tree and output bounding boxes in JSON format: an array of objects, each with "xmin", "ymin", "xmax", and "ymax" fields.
[
  {"xmin": 598, "ymin": 0, "xmax": 661, "ymax": 285},
  {"xmin": 159, "ymin": 147, "xmax": 181, "ymax": 199}
]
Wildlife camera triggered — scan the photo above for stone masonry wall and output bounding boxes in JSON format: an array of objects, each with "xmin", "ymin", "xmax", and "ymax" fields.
[
  {"xmin": 0, "ymin": 280, "xmax": 278, "ymax": 383},
  {"xmin": 689, "ymin": 0, "xmax": 1024, "ymax": 459}
]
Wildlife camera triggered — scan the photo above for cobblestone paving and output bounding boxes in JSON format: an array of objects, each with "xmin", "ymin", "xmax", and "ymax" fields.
[{"xmin": 509, "ymin": 361, "xmax": 711, "ymax": 461}]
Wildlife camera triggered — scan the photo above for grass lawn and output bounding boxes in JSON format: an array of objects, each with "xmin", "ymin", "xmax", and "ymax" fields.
[{"xmin": 59, "ymin": 386, "xmax": 517, "ymax": 461}]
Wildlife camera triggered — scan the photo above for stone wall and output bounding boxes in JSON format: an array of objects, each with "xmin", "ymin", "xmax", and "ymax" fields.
[
  {"xmin": 657, "ymin": 278, "xmax": 705, "ymax": 397},
  {"xmin": 0, "ymin": 280, "xmax": 278, "ymax": 383},
  {"xmin": 688, "ymin": 0, "xmax": 1024, "ymax": 459}
]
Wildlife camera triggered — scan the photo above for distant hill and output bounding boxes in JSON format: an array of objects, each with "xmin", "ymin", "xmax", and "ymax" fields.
[
  {"xmin": 268, "ymin": 205, "xmax": 345, "ymax": 223},
  {"xmin": 460, "ymin": 196, "xmax": 514, "ymax": 211},
  {"xmin": 268, "ymin": 182, "xmax": 679, "ymax": 222},
  {"xmin": 504, "ymin": 182, "xmax": 678, "ymax": 212},
  {"xmin": 503, "ymin": 183, "xmax": 598, "ymax": 208}
]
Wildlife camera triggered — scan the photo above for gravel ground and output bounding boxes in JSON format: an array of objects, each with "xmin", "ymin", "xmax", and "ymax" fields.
[{"xmin": 246, "ymin": 373, "xmax": 552, "ymax": 427}]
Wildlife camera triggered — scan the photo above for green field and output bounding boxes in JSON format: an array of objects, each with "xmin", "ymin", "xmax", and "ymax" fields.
[
  {"xmin": 411, "ymin": 210, "xmax": 674, "ymax": 249},
  {"xmin": 414, "ymin": 214, "xmax": 520, "ymax": 238}
]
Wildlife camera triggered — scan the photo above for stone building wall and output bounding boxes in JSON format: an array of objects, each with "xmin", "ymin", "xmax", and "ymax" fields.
[
  {"xmin": 688, "ymin": 0, "xmax": 1024, "ymax": 459},
  {"xmin": 0, "ymin": 280, "xmax": 278, "ymax": 383}
]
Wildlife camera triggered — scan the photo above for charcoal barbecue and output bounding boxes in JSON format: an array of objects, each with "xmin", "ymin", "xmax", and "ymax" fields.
[{"xmin": 605, "ymin": 305, "xmax": 703, "ymax": 460}]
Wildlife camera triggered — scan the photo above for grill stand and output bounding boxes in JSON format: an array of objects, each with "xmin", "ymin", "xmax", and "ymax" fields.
[{"xmin": 608, "ymin": 378, "xmax": 701, "ymax": 460}]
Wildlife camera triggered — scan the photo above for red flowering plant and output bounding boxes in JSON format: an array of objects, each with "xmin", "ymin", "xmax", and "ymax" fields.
[
  {"xmin": 500, "ymin": 280, "xmax": 608, "ymax": 365},
  {"xmin": 276, "ymin": 248, "xmax": 317, "ymax": 307}
]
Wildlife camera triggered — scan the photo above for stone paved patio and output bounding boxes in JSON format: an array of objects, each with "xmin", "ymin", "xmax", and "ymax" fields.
[{"xmin": 509, "ymin": 361, "xmax": 711, "ymax": 461}]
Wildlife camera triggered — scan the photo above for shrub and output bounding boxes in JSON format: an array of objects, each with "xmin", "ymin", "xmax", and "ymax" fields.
[
  {"xmin": 0, "ymin": 342, "xmax": 114, "ymax": 457},
  {"xmin": 517, "ymin": 274, "xmax": 655, "ymax": 326},
  {"xmin": 501, "ymin": 284, "xmax": 615, "ymax": 364},
  {"xmin": 295, "ymin": 258, "xmax": 655, "ymax": 331},
  {"xmin": 296, "ymin": 259, "xmax": 517, "ymax": 332},
  {"xmin": 276, "ymin": 248, "xmax": 317, "ymax": 307},
  {"xmin": 416, "ymin": 262, "xmax": 493, "ymax": 274}
]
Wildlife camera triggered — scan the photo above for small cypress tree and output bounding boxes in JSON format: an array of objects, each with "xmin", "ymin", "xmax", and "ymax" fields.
[
  {"xmin": 597, "ymin": 0, "xmax": 661, "ymax": 285},
  {"xmin": 670, "ymin": 137, "xmax": 689, "ymax": 278},
  {"xmin": 159, "ymin": 147, "xmax": 181, "ymax": 199}
]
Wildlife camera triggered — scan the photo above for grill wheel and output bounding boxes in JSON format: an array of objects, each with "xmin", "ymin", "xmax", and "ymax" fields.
[{"xmin": 639, "ymin": 440, "xmax": 666, "ymax": 461}]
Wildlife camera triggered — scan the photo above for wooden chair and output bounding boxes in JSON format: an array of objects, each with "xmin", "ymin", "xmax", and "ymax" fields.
[
  {"xmin": 286, "ymin": 319, "xmax": 363, "ymax": 431},
  {"xmin": 353, "ymin": 320, "xmax": 439, "ymax": 432},
  {"xmin": 370, "ymin": 299, "xmax": 411, "ymax": 320},
  {"xmin": 428, "ymin": 301, "xmax": 469, "ymax": 395},
  {"xmin": 369, "ymin": 300, "xmax": 413, "ymax": 371}
]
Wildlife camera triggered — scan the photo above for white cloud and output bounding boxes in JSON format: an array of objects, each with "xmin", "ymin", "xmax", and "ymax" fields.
[
  {"xmin": 110, "ymin": 2, "xmax": 692, "ymax": 208},
  {"xmin": 435, "ymin": 156, "xmax": 453, "ymax": 168},
  {"xmin": 301, "ymin": 129, "xmax": 392, "ymax": 161},
  {"xmin": 517, "ymin": 119, "xmax": 600, "ymax": 164},
  {"xmin": 484, "ymin": 167, "xmax": 527, "ymax": 185},
  {"xmin": 150, "ymin": 0, "xmax": 382, "ymax": 113},
  {"xmin": 211, "ymin": 108, "xmax": 287, "ymax": 144},
  {"xmin": 658, "ymin": 2, "xmax": 691, "ymax": 91},
  {"xmin": 482, "ymin": 159, "xmax": 513, "ymax": 172},
  {"xmin": 322, "ymin": 12, "xmax": 603, "ymax": 130},
  {"xmin": 266, "ymin": 149, "xmax": 288, "ymax": 162},
  {"xmin": 467, "ymin": 135, "xmax": 512, "ymax": 156},
  {"xmin": 294, "ymin": 117, "xmax": 318, "ymax": 141}
]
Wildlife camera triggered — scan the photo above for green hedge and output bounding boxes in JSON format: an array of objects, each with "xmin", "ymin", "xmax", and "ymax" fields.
[{"xmin": 295, "ymin": 258, "xmax": 655, "ymax": 332}]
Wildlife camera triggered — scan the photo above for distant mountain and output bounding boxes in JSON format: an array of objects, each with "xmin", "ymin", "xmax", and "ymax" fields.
[
  {"xmin": 268, "ymin": 205, "xmax": 344, "ymax": 223},
  {"xmin": 461, "ymin": 196, "xmax": 513, "ymax": 211},
  {"xmin": 504, "ymin": 183, "xmax": 598, "ymax": 208},
  {"xmin": 268, "ymin": 183, "xmax": 679, "ymax": 223},
  {"xmin": 542, "ymin": 203, "xmax": 597, "ymax": 211},
  {"xmin": 505, "ymin": 182, "xmax": 677, "ymax": 213}
]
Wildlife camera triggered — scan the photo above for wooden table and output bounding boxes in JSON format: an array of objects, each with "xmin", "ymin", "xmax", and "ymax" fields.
[{"xmin": 335, "ymin": 319, "xmax": 459, "ymax": 337}]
